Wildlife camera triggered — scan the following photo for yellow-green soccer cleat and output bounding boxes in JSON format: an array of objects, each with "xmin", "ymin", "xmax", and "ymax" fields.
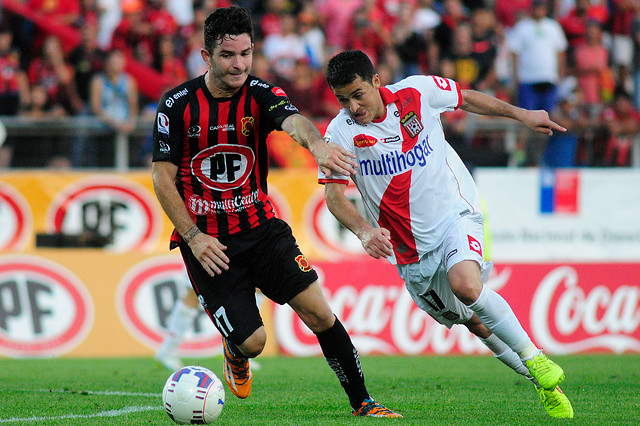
[
  {"xmin": 352, "ymin": 398, "xmax": 403, "ymax": 418},
  {"xmin": 222, "ymin": 338, "xmax": 252, "ymax": 399},
  {"xmin": 526, "ymin": 353, "xmax": 565, "ymax": 390},
  {"xmin": 536, "ymin": 386, "xmax": 574, "ymax": 418}
]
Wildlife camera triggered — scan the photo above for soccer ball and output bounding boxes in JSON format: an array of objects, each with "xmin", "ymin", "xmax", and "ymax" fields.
[{"xmin": 162, "ymin": 366, "xmax": 225, "ymax": 424}]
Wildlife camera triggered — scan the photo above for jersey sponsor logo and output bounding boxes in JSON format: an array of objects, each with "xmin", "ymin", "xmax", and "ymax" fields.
[
  {"xmin": 116, "ymin": 257, "xmax": 220, "ymax": 355},
  {"xmin": 401, "ymin": 111, "xmax": 424, "ymax": 138},
  {"xmin": 432, "ymin": 76, "xmax": 452, "ymax": 91},
  {"xmin": 285, "ymin": 104, "xmax": 298, "ymax": 111},
  {"xmin": 353, "ymin": 134, "xmax": 378, "ymax": 148},
  {"xmin": 158, "ymin": 140, "xmax": 170, "ymax": 154},
  {"xmin": 272, "ymin": 87, "xmax": 287, "ymax": 97},
  {"xmin": 295, "ymin": 254, "xmax": 313, "ymax": 272},
  {"xmin": 240, "ymin": 116, "xmax": 254, "ymax": 136},
  {"xmin": 269, "ymin": 99, "xmax": 288, "ymax": 111},
  {"xmin": 468, "ymin": 235, "xmax": 483, "ymax": 256},
  {"xmin": 382, "ymin": 135, "xmax": 401, "ymax": 144},
  {"xmin": 45, "ymin": 178, "xmax": 161, "ymax": 252},
  {"xmin": 190, "ymin": 144, "xmax": 255, "ymax": 191},
  {"xmin": 164, "ymin": 88, "xmax": 188, "ymax": 108},
  {"xmin": 187, "ymin": 125, "xmax": 201, "ymax": 138},
  {"xmin": 165, "ymin": 97, "xmax": 174, "ymax": 108},
  {"xmin": 249, "ymin": 79, "xmax": 270, "ymax": 89},
  {"xmin": 359, "ymin": 136, "xmax": 433, "ymax": 177},
  {"xmin": 187, "ymin": 190, "xmax": 260, "ymax": 215},
  {"xmin": 209, "ymin": 123, "xmax": 236, "ymax": 132},
  {"xmin": 157, "ymin": 113, "xmax": 169, "ymax": 135},
  {"xmin": 0, "ymin": 182, "xmax": 32, "ymax": 251},
  {"xmin": 0, "ymin": 256, "xmax": 93, "ymax": 357}
]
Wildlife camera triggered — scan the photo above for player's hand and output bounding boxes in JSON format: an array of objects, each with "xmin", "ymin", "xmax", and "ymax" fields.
[
  {"xmin": 313, "ymin": 142, "xmax": 358, "ymax": 177},
  {"xmin": 360, "ymin": 227, "xmax": 393, "ymax": 259},
  {"xmin": 521, "ymin": 109, "xmax": 566, "ymax": 136},
  {"xmin": 188, "ymin": 233, "xmax": 229, "ymax": 276}
]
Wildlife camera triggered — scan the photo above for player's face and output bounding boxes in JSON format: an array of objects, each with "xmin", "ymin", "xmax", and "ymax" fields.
[
  {"xmin": 332, "ymin": 74, "xmax": 385, "ymax": 125},
  {"xmin": 202, "ymin": 33, "xmax": 253, "ymax": 97}
]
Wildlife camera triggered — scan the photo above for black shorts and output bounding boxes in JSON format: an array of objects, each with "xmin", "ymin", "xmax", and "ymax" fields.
[{"xmin": 180, "ymin": 218, "xmax": 318, "ymax": 345}]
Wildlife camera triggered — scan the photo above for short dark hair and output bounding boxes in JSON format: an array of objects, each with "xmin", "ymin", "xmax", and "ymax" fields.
[
  {"xmin": 326, "ymin": 50, "xmax": 376, "ymax": 89},
  {"xmin": 204, "ymin": 6, "xmax": 254, "ymax": 52}
]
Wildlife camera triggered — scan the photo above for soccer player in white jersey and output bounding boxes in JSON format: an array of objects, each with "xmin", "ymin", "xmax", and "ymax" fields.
[{"xmin": 319, "ymin": 50, "xmax": 573, "ymax": 419}]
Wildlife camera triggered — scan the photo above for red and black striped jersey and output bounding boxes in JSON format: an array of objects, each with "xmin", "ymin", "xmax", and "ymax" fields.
[{"xmin": 152, "ymin": 74, "xmax": 299, "ymax": 244}]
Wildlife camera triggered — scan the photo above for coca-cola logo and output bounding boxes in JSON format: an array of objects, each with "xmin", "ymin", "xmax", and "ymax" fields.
[
  {"xmin": 0, "ymin": 182, "xmax": 32, "ymax": 251},
  {"xmin": 531, "ymin": 265, "xmax": 640, "ymax": 353},
  {"xmin": 274, "ymin": 260, "xmax": 491, "ymax": 356}
]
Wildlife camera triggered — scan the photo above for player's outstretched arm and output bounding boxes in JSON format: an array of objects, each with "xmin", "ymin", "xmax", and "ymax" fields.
[
  {"xmin": 152, "ymin": 161, "xmax": 229, "ymax": 276},
  {"xmin": 281, "ymin": 114, "xmax": 357, "ymax": 176},
  {"xmin": 459, "ymin": 89, "xmax": 566, "ymax": 136},
  {"xmin": 324, "ymin": 183, "xmax": 393, "ymax": 259}
]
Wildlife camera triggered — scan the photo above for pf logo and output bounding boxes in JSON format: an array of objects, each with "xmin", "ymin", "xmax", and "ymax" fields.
[
  {"xmin": 304, "ymin": 185, "xmax": 367, "ymax": 259},
  {"xmin": 191, "ymin": 144, "xmax": 255, "ymax": 191},
  {"xmin": 46, "ymin": 178, "xmax": 161, "ymax": 252},
  {"xmin": 0, "ymin": 182, "xmax": 32, "ymax": 251},
  {"xmin": 0, "ymin": 256, "xmax": 93, "ymax": 357},
  {"xmin": 116, "ymin": 257, "xmax": 220, "ymax": 355}
]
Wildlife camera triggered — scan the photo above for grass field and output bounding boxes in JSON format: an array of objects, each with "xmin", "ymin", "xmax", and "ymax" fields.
[{"xmin": 1, "ymin": 354, "xmax": 638, "ymax": 425}]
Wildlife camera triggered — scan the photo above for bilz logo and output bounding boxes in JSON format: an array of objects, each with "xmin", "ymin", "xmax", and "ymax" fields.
[
  {"xmin": 401, "ymin": 111, "xmax": 424, "ymax": 138},
  {"xmin": 353, "ymin": 134, "xmax": 378, "ymax": 148},
  {"xmin": 46, "ymin": 178, "xmax": 161, "ymax": 252},
  {"xmin": 157, "ymin": 113, "xmax": 169, "ymax": 135},
  {"xmin": 272, "ymin": 87, "xmax": 287, "ymax": 97},
  {"xmin": 295, "ymin": 254, "xmax": 312, "ymax": 272},
  {"xmin": 116, "ymin": 257, "xmax": 219, "ymax": 355},
  {"xmin": 190, "ymin": 144, "xmax": 255, "ymax": 191},
  {"xmin": 0, "ymin": 256, "xmax": 93, "ymax": 357},
  {"xmin": 467, "ymin": 235, "xmax": 483, "ymax": 256},
  {"xmin": 432, "ymin": 76, "xmax": 451, "ymax": 91},
  {"xmin": 241, "ymin": 117, "xmax": 254, "ymax": 136},
  {"xmin": 0, "ymin": 182, "xmax": 32, "ymax": 251},
  {"xmin": 187, "ymin": 125, "xmax": 201, "ymax": 138}
]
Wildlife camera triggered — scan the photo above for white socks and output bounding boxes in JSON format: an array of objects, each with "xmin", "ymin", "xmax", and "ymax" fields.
[
  {"xmin": 468, "ymin": 286, "xmax": 538, "ymax": 359},
  {"xmin": 157, "ymin": 299, "xmax": 199, "ymax": 357},
  {"xmin": 479, "ymin": 333, "xmax": 540, "ymax": 386}
]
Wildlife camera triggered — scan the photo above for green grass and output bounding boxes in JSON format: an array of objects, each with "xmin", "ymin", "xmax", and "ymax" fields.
[{"xmin": 0, "ymin": 354, "xmax": 638, "ymax": 425}]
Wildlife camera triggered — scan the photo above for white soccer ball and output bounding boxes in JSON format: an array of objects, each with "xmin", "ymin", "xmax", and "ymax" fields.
[{"xmin": 162, "ymin": 366, "xmax": 225, "ymax": 424}]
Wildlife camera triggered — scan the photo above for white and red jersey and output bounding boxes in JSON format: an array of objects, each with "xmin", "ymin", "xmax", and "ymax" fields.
[{"xmin": 319, "ymin": 75, "xmax": 482, "ymax": 265}]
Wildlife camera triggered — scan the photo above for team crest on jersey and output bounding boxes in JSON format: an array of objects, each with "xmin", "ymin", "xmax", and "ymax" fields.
[
  {"xmin": 295, "ymin": 254, "xmax": 312, "ymax": 272},
  {"xmin": 353, "ymin": 134, "xmax": 378, "ymax": 148},
  {"xmin": 241, "ymin": 117, "xmax": 254, "ymax": 136},
  {"xmin": 401, "ymin": 111, "xmax": 424, "ymax": 138},
  {"xmin": 272, "ymin": 87, "xmax": 287, "ymax": 97}
]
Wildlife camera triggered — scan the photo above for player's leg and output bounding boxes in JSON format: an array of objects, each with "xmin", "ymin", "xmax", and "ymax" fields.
[
  {"xmin": 445, "ymin": 215, "xmax": 567, "ymax": 390},
  {"xmin": 287, "ymin": 282, "xmax": 401, "ymax": 418},
  {"xmin": 155, "ymin": 289, "xmax": 200, "ymax": 370},
  {"xmin": 180, "ymin": 245, "xmax": 262, "ymax": 400},
  {"xmin": 257, "ymin": 219, "xmax": 400, "ymax": 417}
]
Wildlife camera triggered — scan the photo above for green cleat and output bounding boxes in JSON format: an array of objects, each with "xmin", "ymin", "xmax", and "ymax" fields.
[
  {"xmin": 526, "ymin": 353, "xmax": 565, "ymax": 390},
  {"xmin": 536, "ymin": 386, "xmax": 574, "ymax": 418}
]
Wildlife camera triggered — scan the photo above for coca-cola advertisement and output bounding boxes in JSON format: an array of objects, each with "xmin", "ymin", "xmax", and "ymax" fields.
[{"xmin": 274, "ymin": 259, "xmax": 640, "ymax": 356}]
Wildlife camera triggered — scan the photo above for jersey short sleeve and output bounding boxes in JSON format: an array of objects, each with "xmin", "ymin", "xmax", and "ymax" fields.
[
  {"xmin": 317, "ymin": 114, "xmax": 352, "ymax": 185},
  {"xmin": 152, "ymin": 90, "xmax": 186, "ymax": 165},
  {"xmin": 406, "ymin": 75, "xmax": 462, "ymax": 116},
  {"xmin": 246, "ymin": 77, "xmax": 300, "ymax": 132}
]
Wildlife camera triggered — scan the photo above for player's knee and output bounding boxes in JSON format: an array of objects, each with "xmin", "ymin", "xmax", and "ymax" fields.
[
  {"xmin": 238, "ymin": 328, "xmax": 266, "ymax": 358},
  {"xmin": 301, "ymin": 307, "xmax": 335, "ymax": 333},
  {"xmin": 464, "ymin": 317, "xmax": 491, "ymax": 338}
]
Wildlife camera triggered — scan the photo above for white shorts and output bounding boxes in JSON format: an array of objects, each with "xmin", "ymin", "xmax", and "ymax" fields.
[{"xmin": 396, "ymin": 213, "xmax": 493, "ymax": 328}]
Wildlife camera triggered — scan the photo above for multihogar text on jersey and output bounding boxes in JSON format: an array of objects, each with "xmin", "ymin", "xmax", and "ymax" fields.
[{"xmin": 359, "ymin": 137, "xmax": 433, "ymax": 176}]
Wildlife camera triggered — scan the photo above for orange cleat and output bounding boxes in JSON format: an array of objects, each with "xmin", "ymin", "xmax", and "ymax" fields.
[
  {"xmin": 222, "ymin": 338, "xmax": 252, "ymax": 399},
  {"xmin": 352, "ymin": 398, "xmax": 403, "ymax": 418}
]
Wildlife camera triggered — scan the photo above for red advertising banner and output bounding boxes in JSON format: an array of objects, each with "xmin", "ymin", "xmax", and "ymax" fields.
[{"xmin": 274, "ymin": 260, "xmax": 640, "ymax": 356}]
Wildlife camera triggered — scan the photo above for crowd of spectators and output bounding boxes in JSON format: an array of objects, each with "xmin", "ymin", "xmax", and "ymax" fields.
[{"xmin": 0, "ymin": 0, "xmax": 639, "ymax": 168}]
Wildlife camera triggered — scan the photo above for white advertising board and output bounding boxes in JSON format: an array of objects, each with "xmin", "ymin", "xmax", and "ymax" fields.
[{"xmin": 474, "ymin": 168, "xmax": 640, "ymax": 261}]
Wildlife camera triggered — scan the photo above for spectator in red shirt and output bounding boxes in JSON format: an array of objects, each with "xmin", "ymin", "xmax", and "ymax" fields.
[
  {"xmin": 154, "ymin": 35, "xmax": 188, "ymax": 88},
  {"xmin": 600, "ymin": 89, "xmax": 640, "ymax": 167},
  {"xmin": 574, "ymin": 20, "xmax": 609, "ymax": 115},
  {"xmin": 0, "ymin": 26, "xmax": 29, "ymax": 115},
  {"xmin": 28, "ymin": 0, "xmax": 81, "ymax": 26},
  {"xmin": 111, "ymin": 0, "xmax": 154, "ymax": 61}
]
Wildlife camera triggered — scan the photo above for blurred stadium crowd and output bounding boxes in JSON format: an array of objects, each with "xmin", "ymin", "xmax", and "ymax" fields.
[{"xmin": 0, "ymin": 0, "xmax": 639, "ymax": 169}]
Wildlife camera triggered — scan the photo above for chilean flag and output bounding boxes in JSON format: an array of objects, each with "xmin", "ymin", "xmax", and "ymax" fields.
[{"xmin": 539, "ymin": 169, "xmax": 579, "ymax": 214}]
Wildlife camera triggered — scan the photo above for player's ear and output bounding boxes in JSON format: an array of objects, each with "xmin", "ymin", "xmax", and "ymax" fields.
[
  {"xmin": 372, "ymin": 74, "xmax": 381, "ymax": 89},
  {"xmin": 201, "ymin": 48, "xmax": 211, "ymax": 67}
]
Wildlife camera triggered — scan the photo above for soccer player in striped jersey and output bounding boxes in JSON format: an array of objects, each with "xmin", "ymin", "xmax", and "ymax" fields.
[{"xmin": 151, "ymin": 7, "xmax": 400, "ymax": 418}]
